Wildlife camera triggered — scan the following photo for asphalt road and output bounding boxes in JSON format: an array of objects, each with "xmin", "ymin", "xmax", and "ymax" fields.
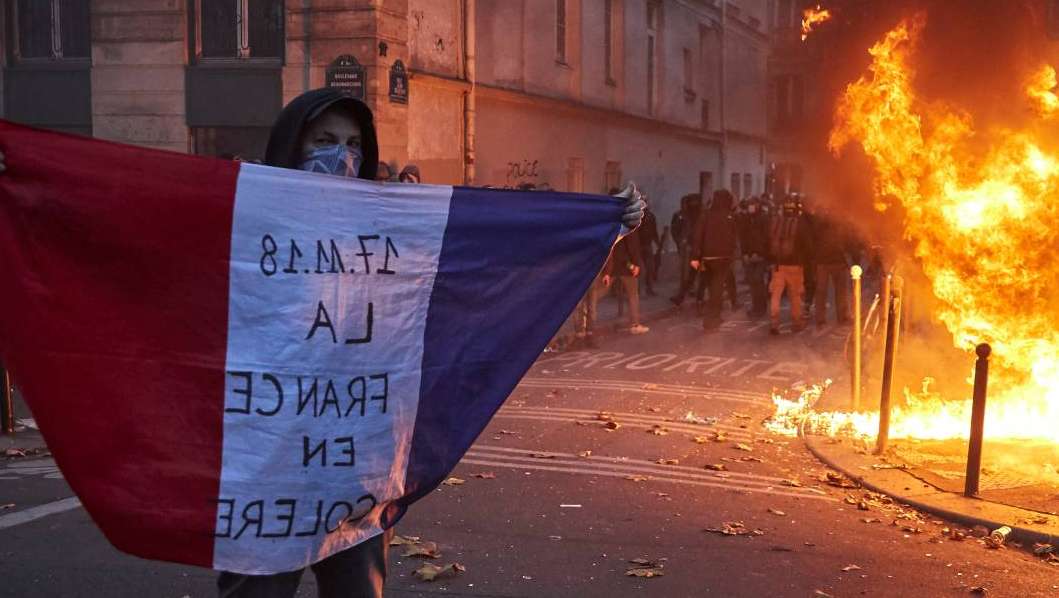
[{"xmin": 2, "ymin": 310, "xmax": 1057, "ymax": 597}]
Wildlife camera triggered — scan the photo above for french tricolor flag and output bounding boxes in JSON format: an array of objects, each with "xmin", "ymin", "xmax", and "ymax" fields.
[{"xmin": 0, "ymin": 121, "xmax": 619, "ymax": 574}]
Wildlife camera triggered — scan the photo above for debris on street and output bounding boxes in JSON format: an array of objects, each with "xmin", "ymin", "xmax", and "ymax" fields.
[
  {"xmin": 625, "ymin": 557, "xmax": 666, "ymax": 578},
  {"xmin": 442, "ymin": 477, "xmax": 465, "ymax": 486},
  {"xmin": 413, "ymin": 562, "xmax": 465, "ymax": 582}
]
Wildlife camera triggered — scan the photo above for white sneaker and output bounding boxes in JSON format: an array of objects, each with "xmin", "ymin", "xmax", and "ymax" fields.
[{"xmin": 629, "ymin": 324, "xmax": 650, "ymax": 335}]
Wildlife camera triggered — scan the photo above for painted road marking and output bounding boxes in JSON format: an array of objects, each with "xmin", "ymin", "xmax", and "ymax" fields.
[
  {"xmin": 459, "ymin": 450, "xmax": 834, "ymax": 502},
  {"xmin": 469, "ymin": 445, "xmax": 792, "ymax": 484},
  {"xmin": 0, "ymin": 497, "xmax": 82, "ymax": 530},
  {"xmin": 517, "ymin": 378, "xmax": 771, "ymax": 405},
  {"xmin": 535, "ymin": 351, "xmax": 808, "ymax": 382},
  {"xmin": 0, "ymin": 458, "xmax": 63, "ymax": 480},
  {"xmin": 495, "ymin": 407, "xmax": 757, "ymax": 438}
]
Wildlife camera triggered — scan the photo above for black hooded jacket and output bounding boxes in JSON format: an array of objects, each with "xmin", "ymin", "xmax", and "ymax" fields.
[{"xmin": 264, "ymin": 88, "xmax": 379, "ymax": 180}]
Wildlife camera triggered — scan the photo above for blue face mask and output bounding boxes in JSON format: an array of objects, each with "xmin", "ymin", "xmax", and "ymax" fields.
[{"xmin": 299, "ymin": 144, "xmax": 363, "ymax": 178}]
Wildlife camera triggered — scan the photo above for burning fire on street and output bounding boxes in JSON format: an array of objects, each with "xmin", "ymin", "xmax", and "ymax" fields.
[
  {"xmin": 773, "ymin": 12, "xmax": 1059, "ymax": 455},
  {"xmin": 801, "ymin": 5, "xmax": 833, "ymax": 41}
]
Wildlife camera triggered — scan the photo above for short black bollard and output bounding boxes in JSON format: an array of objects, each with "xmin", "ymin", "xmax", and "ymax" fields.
[
  {"xmin": 1, "ymin": 367, "xmax": 13, "ymax": 435},
  {"xmin": 874, "ymin": 295, "xmax": 901, "ymax": 455},
  {"xmin": 964, "ymin": 343, "xmax": 992, "ymax": 497}
]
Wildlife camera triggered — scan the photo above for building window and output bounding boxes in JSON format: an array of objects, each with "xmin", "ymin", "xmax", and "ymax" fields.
[
  {"xmin": 556, "ymin": 0, "xmax": 567, "ymax": 63},
  {"xmin": 646, "ymin": 1, "xmax": 660, "ymax": 114},
  {"xmin": 604, "ymin": 0, "xmax": 614, "ymax": 83},
  {"xmin": 683, "ymin": 47, "xmax": 693, "ymax": 93},
  {"xmin": 605, "ymin": 161, "xmax": 623, "ymax": 193},
  {"xmin": 730, "ymin": 173, "xmax": 741, "ymax": 198},
  {"xmin": 743, "ymin": 173, "xmax": 753, "ymax": 197},
  {"xmin": 12, "ymin": 0, "xmax": 90, "ymax": 61},
  {"xmin": 195, "ymin": 0, "xmax": 284, "ymax": 61},
  {"xmin": 699, "ymin": 171, "xmax": 713, "ymax": 199},
  {"xmin": 1048, "ymin": 0, "xmax": 1059, "ymax": 38},
  {"xmin": 772, "ymin": 74, "xmax": 804, "ymax": 129},
  {"xmin": 192, "ymin": 126, "xmax": 272, "ymax": 162},
  {"xmin": 776, "ymin": 0, "xmax": 794, "ymax": 29}
]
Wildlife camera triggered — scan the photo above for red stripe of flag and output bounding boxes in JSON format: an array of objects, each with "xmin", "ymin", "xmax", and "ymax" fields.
[{"xmin": 0, "ymin": 121, "xmax": 237, "ymax": 567}]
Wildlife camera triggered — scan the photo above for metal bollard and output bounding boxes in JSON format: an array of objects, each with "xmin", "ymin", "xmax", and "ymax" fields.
[
  {"xmin": 964, "ymin": 343, "xmax": 992, "ymax": 497},
  {"xmin": 851, "ymin": 265, "xmax": 863, "ymax": 410},
  {"xmin": 875, "ymin": 295, "xmax": 901, "ymax": 455},
  {"xmin": 1, "ymin": 367, "xmax": 13, "ymax": 435}
]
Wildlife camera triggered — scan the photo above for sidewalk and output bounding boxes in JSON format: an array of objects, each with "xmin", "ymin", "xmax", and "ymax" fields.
[
  {"xmin": 801, "ymin": 379, "xmax": 1059, "ymax": 550},
  {"xmin": 804, "ymin": 431, "xmax": 1059, "ymax": 548}
]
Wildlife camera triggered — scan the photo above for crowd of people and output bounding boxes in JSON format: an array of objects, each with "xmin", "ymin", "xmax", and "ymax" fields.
[{"xmin": 571, "ymin": 187, "xmax": 863, "ymax": 347}]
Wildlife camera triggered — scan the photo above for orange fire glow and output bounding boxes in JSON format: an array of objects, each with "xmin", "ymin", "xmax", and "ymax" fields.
[
  {"xmin": 801, "ymin": 5, "xmax": 833, "ymax": 42},
  {"xmin": 818, "ymin": 15, "xmax": 1059, "ymax": 443}
]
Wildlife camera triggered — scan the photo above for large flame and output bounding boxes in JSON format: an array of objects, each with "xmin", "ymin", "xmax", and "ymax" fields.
[
  {"xmin": 825, "ymin": 16, "xmax": 1059, "ymax": 442},
  {"xmin": 801, "ymin": 5, "xmax": 833, "ymax": 42}
]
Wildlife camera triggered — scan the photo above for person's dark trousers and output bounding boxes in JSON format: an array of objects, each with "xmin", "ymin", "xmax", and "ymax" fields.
[
  {"xmin": 702, "ymin": 259, "xmax": 731, "ymax": 328},
  {"xmin": 643, "ymin": 247, "xmax": 657, "ymax": 294},
  {"xmin": 724, "ymin": 267, "xmax": 738, "ymax": 308},
  {"xmin": 673, "ymin": 265, "xmax": 702, "ymax": 304},
  {"xmin": 744, "ymin": 259, "xmax": 768, "ymax": 316},
  {"xmin": 217, "ymin": 528, "xmax": 393, "ymax": 598},
  {"xmin": 814, "ymin": 263, "xmax": 850, "ymax": 324}
]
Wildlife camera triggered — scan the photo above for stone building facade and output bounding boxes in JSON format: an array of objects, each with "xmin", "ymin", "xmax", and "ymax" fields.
[{"xmin": 2, "ymin": 0, "xmax": 770, "ymax": 219}]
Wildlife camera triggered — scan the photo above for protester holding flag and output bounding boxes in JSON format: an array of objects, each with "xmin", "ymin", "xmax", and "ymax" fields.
[{"xmin": 0, "ymin": 88, "xmax": 644, "ymax": 598}]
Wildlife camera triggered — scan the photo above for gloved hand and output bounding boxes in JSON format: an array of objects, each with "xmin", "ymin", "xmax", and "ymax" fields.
[{"xmin": 613, "ymin": 181, "xmax": 645, "ymax": 230}]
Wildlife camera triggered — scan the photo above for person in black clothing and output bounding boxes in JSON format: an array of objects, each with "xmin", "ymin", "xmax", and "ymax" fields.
[
  {"xmin": 689, "ymin": 190, "xmax": 738, "ymax": 330},
  {"xmin": 812, "ymin": 208, "xmax": 853, "ymax": 325},
  {"xmin": 670, "ymin": 193, "xmax": 706, "ymax": 308},
  {"xmin": 738, "ymin": 196, "xmax": 770, "ymax": 317},
  {"xmin": 639, "ymin": 196, "xmax": 660, "ymax": 296}
]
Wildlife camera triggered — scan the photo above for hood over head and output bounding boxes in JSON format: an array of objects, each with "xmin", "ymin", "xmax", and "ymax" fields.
[{"xmin": 264, "ymin": 88, "xmax": 379, "ymax": 180}]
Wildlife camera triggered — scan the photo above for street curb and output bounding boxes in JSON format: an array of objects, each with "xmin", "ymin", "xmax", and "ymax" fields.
[{"xmin": 801, "ymin": 428, "xmax": 1059, "ymax": 548}]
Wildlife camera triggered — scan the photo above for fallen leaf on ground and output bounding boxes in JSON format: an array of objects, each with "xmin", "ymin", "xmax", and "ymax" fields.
[
  {"xmin": 529, "ymin": 452, "xmax": 556, "ymax": 459},
  {"xmin": 768, "ymin": 508, "xmax": 786, "ymax": 516},
  {"xmin": 741, "ymin": 456, "xmax": 764, "ymax": 463},
  {"xmin": 413, "ymin": 563, "xmax": 465, "ymax": 582},
  {"xmin": 681, "ymin": 411, "xmax": 718, "ymax": 425},
  {"xmin": 4, "ymin": 448, "xmax": 26, "ymax": 457},
  {"xmin": 0, "ymin": 503, "xmax": 14, "ymax": 510},
  {"xmin": 647, "ymin": 406, "xmax": 662, "ymax": 412},
  {"xmin": 625, "ymin": 474, "xmax": 650, "ymax": 482},
  {"xmin": 626, "ymin": 557, "xmax": 666, "ymax": 577},
  {"xmin": 857, "ymin": 501, "xmax": 871, "ymax": 511},
  {"xmin": 733, "ymin": 443, "xmax": 753, "ymax": 452},
  {"xmin": 389, "ymin": 534, "xmax": 421, "ymax": 546},
  {"xmin": 841, "ymin": 564, "xmax": 861, "ymax": 572},
  {"xmin": 1033, "ymin": 543, "xmax": 1054, "ymax": 555},
  {"xmin": 625, "ymin": 567, "xmax": 665, "ymax": 578},
  {"xmin": 656, "ymin": 458, "xmax": 680, "ymax": 465},
  {"xmin": 733, "ymin": 413, "xmax": 752, "ymax": 420},
  {"xmin": 403, "ymin": 542, "xmax": 441, "ymax": 559},
  {"xmin": 642, "ymin": 383, "xmax": 660, "ymax": 390},
  {"xmin": 442, "ymin": 477, "xmax": 465, "ymax": 486},
  {"xmin": 648, "ymin": 425, "xmax": 669, "ymax": 436},
  {"xmin": 472, "ymin": 472, "xmax": 496, "ymax": 479},
  {"xmin": 654, "ymin": 492, "xmax": 671, "ymax": 499},
  {"xmin": 693, "ymin": 435, "xmax": 711, "ymax": 444},
  {"xmin": 499, "ymin": 430, "xmax": 519, "ymax": 435},
  {"xmin": 596, "ymin": 412, "xmax": 615, "ymax": 421},
  {"xmin": 781, "ymin": 478, "xmax": 802, "ymax": 487},
  {"xmin": 821, "ymin": 472, "xmax": 858, "ymax": 489},
  {"xmin": 705, "ymin": 521, "xmax": 764, "ymax": 536},
  {"xmin": 814, "ymin": 591, "xmax": 835, "ymax": 598},
  {"xmin": 861, "ymin": 517, "xmax": 881, "ymax": 524},
  {"xmin": 703, "ymin": 463, "xmax": 728, "ymax": 471},
  {"xmin": 604, "ymin": 421, "xmax": 621, "ymax": 431},
  {"xmin": 969, "ymin": 587, "xmax": 987, "ymax": 595},
  {"xmin": 578, "ymin": 450, "xmax": 593, "ymax": 458}
]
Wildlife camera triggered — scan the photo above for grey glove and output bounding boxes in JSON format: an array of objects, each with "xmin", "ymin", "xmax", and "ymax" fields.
[{"xmin": 613, "ymin": 181, "xmax": 645, "ymax": 230}]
